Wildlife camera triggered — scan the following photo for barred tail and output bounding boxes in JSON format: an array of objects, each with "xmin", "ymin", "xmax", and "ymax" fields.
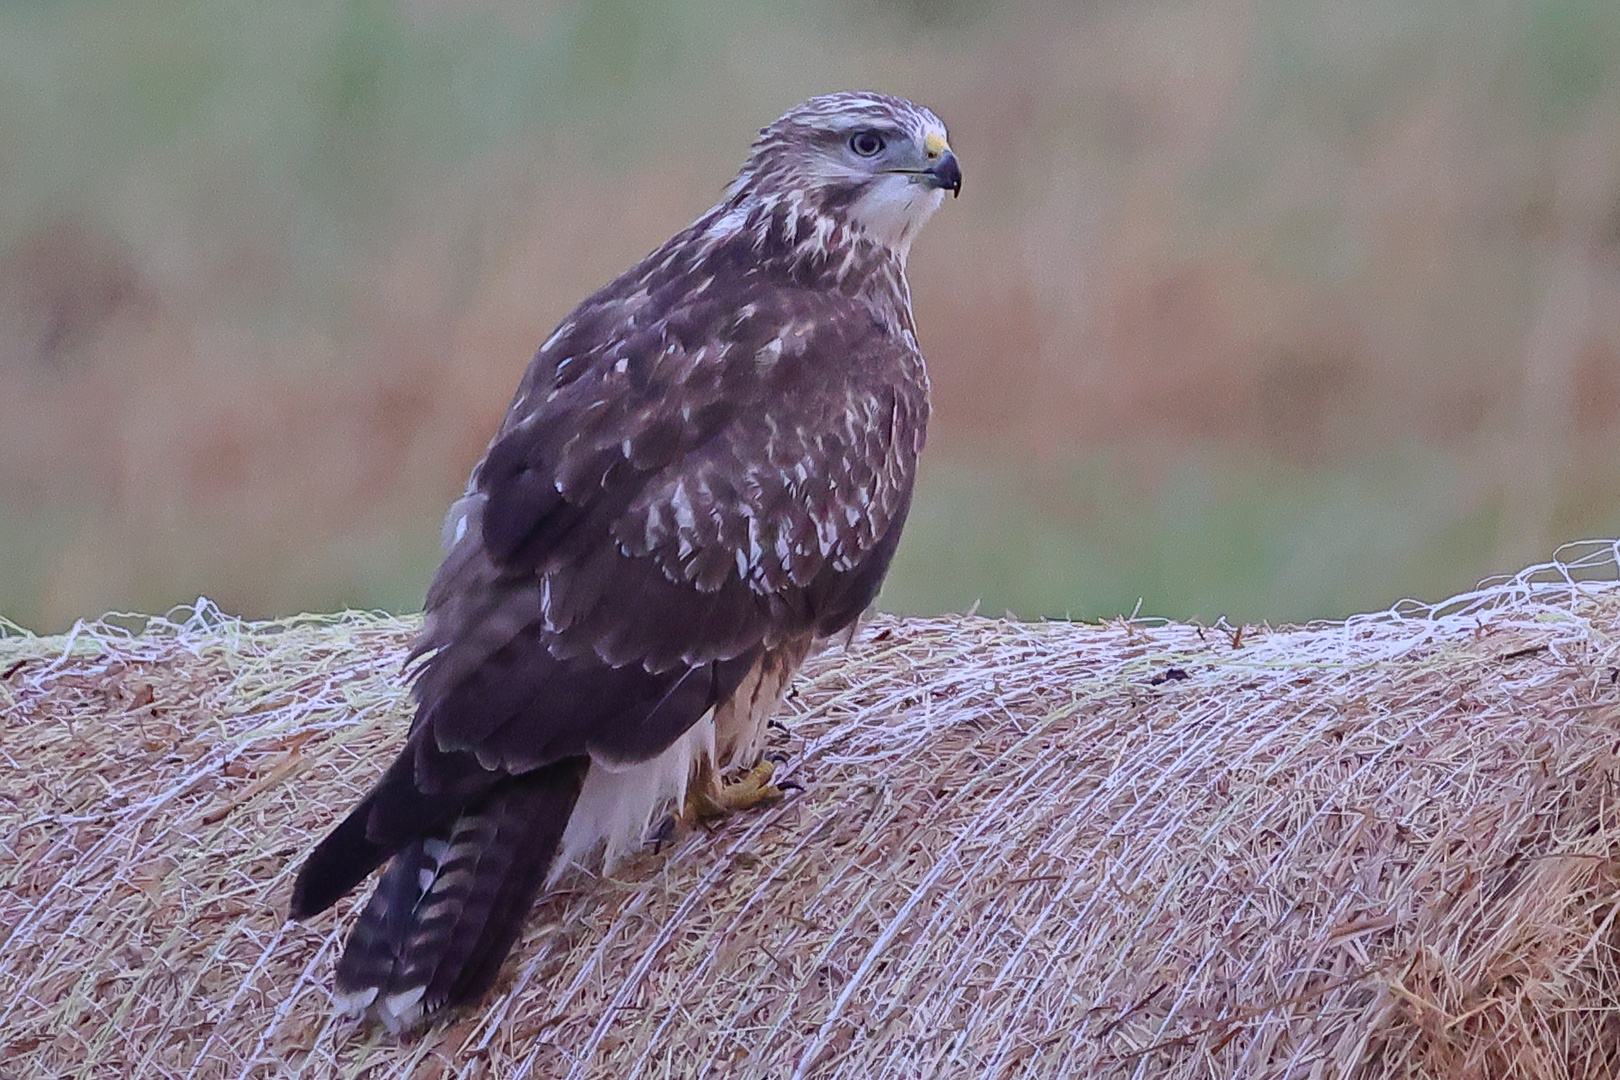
[{"xmin": 328, "ymin": 757, "xmax": 589, "ymax": 1032}]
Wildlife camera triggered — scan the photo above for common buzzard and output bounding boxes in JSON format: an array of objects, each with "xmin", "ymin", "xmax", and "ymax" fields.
[{"xmin": 289, "ymin": 91, "xmax": 961, "ymax": 1032}]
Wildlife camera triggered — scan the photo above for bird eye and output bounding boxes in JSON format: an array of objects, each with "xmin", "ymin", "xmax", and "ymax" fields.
[{"xmin": 848, "ymin": 130, "xmax": 886, "ymax": 157}]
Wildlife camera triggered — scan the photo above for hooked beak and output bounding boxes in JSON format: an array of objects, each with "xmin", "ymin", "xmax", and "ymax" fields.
[{"xmin": 923, "ymin": 150, "xmax": 962, "ymax": 198}]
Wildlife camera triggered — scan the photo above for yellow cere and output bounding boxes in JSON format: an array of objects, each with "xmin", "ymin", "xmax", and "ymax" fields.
[{"xmin": 923, "ymin": 131, "xmax": 950, "ymax": 158}]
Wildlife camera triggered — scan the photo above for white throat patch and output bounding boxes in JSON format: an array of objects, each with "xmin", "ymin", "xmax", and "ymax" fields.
[{"xmin": 848, "ymin": 177, "xmax": 947, "ymax": 265}]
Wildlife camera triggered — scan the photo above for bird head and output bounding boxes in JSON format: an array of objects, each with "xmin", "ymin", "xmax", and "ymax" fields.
[{"xmin": 726, "ymin": 92, "xmax": 961, "ymax": 260}]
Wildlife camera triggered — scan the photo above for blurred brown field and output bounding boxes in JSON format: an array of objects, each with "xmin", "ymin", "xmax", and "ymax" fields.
[{"xmin": 2, "ymin": 0, "xmax": 1619, "ymax": 632}]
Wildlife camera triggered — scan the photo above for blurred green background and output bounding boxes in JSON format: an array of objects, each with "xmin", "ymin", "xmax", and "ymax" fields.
[{"xmin": 4, "ymin": 0, "xmax": 1620, "ymax": 633}]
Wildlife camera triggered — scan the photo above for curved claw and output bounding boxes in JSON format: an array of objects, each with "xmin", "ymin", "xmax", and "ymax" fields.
[
  {"xmin": 649, "ymin": 814, "xmax": 681, "ymax": 853},
  {"xmin": 687, "ymin": 758, "xmax": 797, "ymax": 820}
]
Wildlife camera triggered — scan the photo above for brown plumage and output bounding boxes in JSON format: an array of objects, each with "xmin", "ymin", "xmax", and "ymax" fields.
[{"xmin": 288, "ymin": 91, "xmax": 961, "ymax": 1032}]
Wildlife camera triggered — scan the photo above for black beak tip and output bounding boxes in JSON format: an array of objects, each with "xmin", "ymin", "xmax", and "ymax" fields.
[{"xmin": 929, "ymin": 151, "xmax": 962, "ymax": 198}]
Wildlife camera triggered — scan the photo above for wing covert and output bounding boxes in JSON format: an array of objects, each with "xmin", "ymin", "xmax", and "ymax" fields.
[{"xmin": 413, "ymin": 275, "xmax": 927, "ymax": 770}]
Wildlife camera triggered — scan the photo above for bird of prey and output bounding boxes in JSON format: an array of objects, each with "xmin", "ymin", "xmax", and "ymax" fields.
[{"xmin": 289, "ymin": 91, "xmax": 961, "ymax": 1033}]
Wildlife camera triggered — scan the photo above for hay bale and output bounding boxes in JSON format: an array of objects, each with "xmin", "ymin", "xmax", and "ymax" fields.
[{"xmin": 5, "ymin": 545, "xmax": 1620, "ymax": 1079}]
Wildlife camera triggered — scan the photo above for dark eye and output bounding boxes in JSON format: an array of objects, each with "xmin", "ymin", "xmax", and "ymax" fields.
[{"xmin": 848, "ymin": 130, "xmax": 886, "ymax": 157}]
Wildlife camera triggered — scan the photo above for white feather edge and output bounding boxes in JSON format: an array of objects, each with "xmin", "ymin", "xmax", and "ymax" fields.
[
  {"xmin": 343, "ymin": 672, "xmax": 778, "ymax": 1032},
  {"xmin": 333, "ymin": 714, "xmax": 716, "ymax": 1035},
  {"xmin": 548, "ymin": 710, "xmax": 724, "ymax": 886}
]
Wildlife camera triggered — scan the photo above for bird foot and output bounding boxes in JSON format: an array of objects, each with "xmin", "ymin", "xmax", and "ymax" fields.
[
  {"xmin": 690, "ymin": 757, "xmax": 799, "ymax": 821},
  {"xmin": 650, "ymin": 757, "xmax": 800, "ymax": 851}
]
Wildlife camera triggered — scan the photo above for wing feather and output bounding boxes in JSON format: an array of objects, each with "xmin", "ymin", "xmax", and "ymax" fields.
[{"xmin": 406, "ymin": 269, "xmax": 927, "ymax": 784}]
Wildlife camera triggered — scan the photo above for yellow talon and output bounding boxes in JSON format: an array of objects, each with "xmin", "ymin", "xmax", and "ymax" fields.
[
  {"xmin": 651, "ymin": 758, "xmax": 797, "ymax": 852},
  {"xmin": 688, "ymin": 758, "xmax": 790, "ymax": 822}
]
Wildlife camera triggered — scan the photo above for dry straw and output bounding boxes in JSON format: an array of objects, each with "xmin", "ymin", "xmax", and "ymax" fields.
[{"xmin": 5, "ymin": 543, "xmax": 1620, "ymax": 1078}]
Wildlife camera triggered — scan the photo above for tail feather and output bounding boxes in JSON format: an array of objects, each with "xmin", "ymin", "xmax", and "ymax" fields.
[
  {"xmin": 288, "ymin": 801, "xmax": 397, "ymax": 923},
  {"xmin": 329, "ymin": 757, "xmax": 589, "ymax": 1032},
  {"xmin": 288, "ymin": 745, "xmax": 466, "ymax": 922}
]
